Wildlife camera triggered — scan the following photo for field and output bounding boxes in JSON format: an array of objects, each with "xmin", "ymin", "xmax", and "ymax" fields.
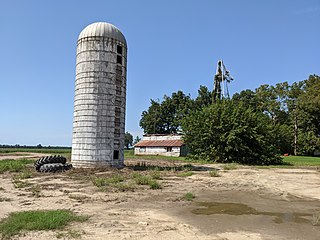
[{"xmin": 0, "ymin": 149, "xmax": 319, "ymax": 239}]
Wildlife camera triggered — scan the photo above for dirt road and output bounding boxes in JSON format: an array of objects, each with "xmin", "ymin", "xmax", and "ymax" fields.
[{"xmin": 0, "ymin": 157, "xmax": 319, "ymax": 239}]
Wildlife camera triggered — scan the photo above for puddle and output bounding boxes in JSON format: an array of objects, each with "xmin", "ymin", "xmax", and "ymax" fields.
[{"xmin": 192, "ymin": 202, "xmax": 312, "ymax": 224}]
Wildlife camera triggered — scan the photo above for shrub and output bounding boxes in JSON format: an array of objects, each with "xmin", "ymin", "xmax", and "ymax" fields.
[
  {"xmin": 208, "ymin": 169, "xmax": 220, "ymax": 177},
  {"xmin": 183, "ymin": 192, "xmax": 195, "ymax": 201},
  {"xmin": 182, "ymin": 100, "xmax": 282, "ymax": 165}
]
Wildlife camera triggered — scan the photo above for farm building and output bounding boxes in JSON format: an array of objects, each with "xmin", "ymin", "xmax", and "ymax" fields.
[{"xmin": 134, "ymin": 134, "xmax": 188, "ymax": 157}]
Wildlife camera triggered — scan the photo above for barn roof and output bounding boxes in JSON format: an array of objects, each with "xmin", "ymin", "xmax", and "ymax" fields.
[{"xmin": 134, "ymin": 140, "xmax": 185, "ymax": 147}]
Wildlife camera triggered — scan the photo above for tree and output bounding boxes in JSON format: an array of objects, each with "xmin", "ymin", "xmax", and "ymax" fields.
[
  {"xmin": 232, "ymin": 89, "xmax": 258, "ymax": 110},
  {"xmin": 139, "ymin": 91, "xmax": 193, "ymax": 134},
  {"xmin": 124, "ymin": 132, "xmax": 133, "ymax": 149},
  {"xmin": 295, "ymin": 75, "xmax": 320, "ymax": 155},
  {"xmin": 133, "ymin": 136, "xmax": 141, "ymax": 145},
  {"xmin": 182, "ymin": 100, "xmax": 282, "ymax": 165},
  {"xmin": 194, "ymin": 85, "xmax": 212, "ymax": 109}
]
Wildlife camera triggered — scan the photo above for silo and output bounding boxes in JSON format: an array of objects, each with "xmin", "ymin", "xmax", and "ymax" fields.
[{"xmin": 71, "ymin": 22, "xmax": 127, "ymax": 168}]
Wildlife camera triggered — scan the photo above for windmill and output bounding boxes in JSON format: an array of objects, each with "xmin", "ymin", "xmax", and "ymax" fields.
[{"xmin": 212, "ymin": 60, "xmax": 234, "ymax": 102}]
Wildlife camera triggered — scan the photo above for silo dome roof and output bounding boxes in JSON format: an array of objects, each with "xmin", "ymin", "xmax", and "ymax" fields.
[{"xmin": 78, "ymin": 22, "xmax": 127, "ymax": 45}]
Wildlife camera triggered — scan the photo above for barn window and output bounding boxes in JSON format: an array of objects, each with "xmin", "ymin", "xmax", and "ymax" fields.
[
  {"xmin": 117, "ymin": 45, "xmax": 123, "ymax": 55},
  {"xmin": 139, "ymin": 147, "xmax": 146, "ymax": 152},
  {"xmin": 113, "ymin": 150, "xmax": 119, "ymax": 159},
  {"xmin": 166, "ymin": 147, "xmax": 172, "ymax": 152}
]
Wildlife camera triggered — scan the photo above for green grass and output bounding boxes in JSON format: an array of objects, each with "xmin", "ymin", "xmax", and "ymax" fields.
[
  {"xmin": 0, "ymin": 159, "xmax": 34, "ymax": 174},
  {"xmin": 150, "ymin": 170, "xmax": 162, "ymax": 179},
  {"xmin": 0, "ymin": 210, "xmax": 88, "ymax": 239},
  {"xmin": 91, "ymin": 175, "xmax": 124, "ymax": 187},
  {"xmin": 124, "ymin": 149, "xmax": 187, "ymax": 161},
  {"xmin": 177, "ymin": 171, "xmax": 194, "ymax": 177},
  {"xmin": 223, "ymin": 163, "xmax": 238, "ymax": 170},
  {"xmin": 132, "ymin": 173, "xmax": 162, "ymax": 189},
  {"xmin": 282, "ymin": 156, "xmax": 320, "ymax": 166},
  {"xmin": 0, "ymin": 148, "xmax": 71, "ymax": 154},
  {"xmin": 182, "ymin": 192, "xmax": 195, "ymax": 201}
]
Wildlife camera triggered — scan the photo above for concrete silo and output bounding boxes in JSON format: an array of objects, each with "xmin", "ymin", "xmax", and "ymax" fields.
[{"xmin": 71, "ymin": 22, "xmax": 127, "ymax": 168}]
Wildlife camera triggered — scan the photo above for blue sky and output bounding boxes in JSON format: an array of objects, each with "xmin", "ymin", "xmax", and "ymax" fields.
[{"xmin": 0, "ymin": 0, "xmax": 319, "ymax": 146}]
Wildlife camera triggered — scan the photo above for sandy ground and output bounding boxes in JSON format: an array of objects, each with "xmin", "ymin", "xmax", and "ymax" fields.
[{"xmin": 0, "ymin": 154, "xmax": 320, "ymax": 240}]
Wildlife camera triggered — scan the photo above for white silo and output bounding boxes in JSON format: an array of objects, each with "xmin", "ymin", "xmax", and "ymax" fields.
[{"xmin": 71, "ymin": 22, "xmax": 127, "ymax": 168}]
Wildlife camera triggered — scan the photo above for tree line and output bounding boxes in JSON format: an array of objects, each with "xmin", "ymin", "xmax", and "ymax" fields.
[{"xmin": 139, "ymin": 74, "xmax": 320, "ymax": 164}]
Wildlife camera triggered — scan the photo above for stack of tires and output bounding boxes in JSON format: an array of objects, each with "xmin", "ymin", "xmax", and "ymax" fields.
[{"xmin": 34, "ymin": 155, "xmax": 72, "ymax": 173}]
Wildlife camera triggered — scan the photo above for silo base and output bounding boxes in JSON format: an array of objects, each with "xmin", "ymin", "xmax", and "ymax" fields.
[{"xmin": 71, "ymin": 159, "xmax": 125, "ymax": 169}]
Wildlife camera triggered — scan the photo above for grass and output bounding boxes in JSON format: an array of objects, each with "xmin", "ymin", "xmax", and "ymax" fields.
[
  {"xmin": 150, "ymin": 170, "xmax": 162, "ymax": 179},
  {"xmin": 177, "ymin": 171, "xmax": 194, "ymax": 177},
  {"xmin": 223, "ymin": 163, "xmax": 238, "ymax": 170},
  {"xmin": 0, "ymin": 210, "xmax": 88, "ymax": 239},
  {"xmin": 91, "ymin": 172, "xmax": 162, "ymax": 191},
  {"xmin": 283, "ymin": 156, "xmax": 320, "ymax": 166},
  {"xmin": 91, "ymin": 175, "xmax": 124, "ymax": 187},
  {"xmin": 0, "ymin": 148, "xmax": 71, "ymax": 154},
  {"xmin": 182, "ymin": 192, "xmax": 195, "ymax": 201},
  {"xmin": 132, "ymin": 173, "xmax": 162, "ymax": 189},
  {"xmin": 208, "ymin": 169, "xmax": 221, "ymax": 177},
  {"xmin": 0, "ymin": 159, "xmax": 34, "ymax": 174},
  {"xmin": 124, "ymin": 149, "xmax": 187, "ymax": 161},
  {"xmin": 13, "ymin": 170, "xmax": 33, "ymax": 180}
]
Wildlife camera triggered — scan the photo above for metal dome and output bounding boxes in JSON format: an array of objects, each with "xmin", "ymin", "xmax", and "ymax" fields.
[{"xmin": 78, "ymin": 22, "xmax": 127, "ymax": 45}]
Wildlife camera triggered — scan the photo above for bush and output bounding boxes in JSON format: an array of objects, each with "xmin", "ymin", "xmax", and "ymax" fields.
[
  {"xmin": 182, "ymin": 100, "xmax": 282, "ymax": 165},
  {"xmin": 183, "ymin": 192, "xmax": 195, "ymax": 201}
]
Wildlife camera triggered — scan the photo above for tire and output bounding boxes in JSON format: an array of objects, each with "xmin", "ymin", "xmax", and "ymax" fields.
[
  {"xmin": 34, "ymin": 155, "xmax": 67, "ymax": 171},
  {"xmin": 39, "ymin": 163, "xmax": 73, "ymax": 173}
]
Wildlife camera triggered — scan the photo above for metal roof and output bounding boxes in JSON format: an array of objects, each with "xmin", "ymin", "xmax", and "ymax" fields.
[
  {"xmin": 134, "ymin": 140, "xmax": 185, "ymax": 147},
  {"xmin": 78, "ymin": 22, "xmax": 127, "ymax": 45}
]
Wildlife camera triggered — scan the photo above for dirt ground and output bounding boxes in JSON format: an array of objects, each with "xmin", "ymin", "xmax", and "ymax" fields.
[{"xmin": 0, "ymin": 154, "xmax": 320, "ymax": 240}]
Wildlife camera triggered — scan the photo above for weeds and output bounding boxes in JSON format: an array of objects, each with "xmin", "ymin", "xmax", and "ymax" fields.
[
  {"xmin": 223, "ymin": 163, "xmax": 238, "ymax": 170},
  {"xmin": 132, "ymin": 173, "xmax": 162, "ymax": 189},
  {"xmin": 0, "ymin": 210, "xmax": 89, "ymax": 239},
  {"xmin": 113, "ymin": 182, "xmax": 136, "ymax": 192},
  {"xmin": 183, "ymin": 192, "xmax": 195, "ymax": 201},
  {"xmin": 150, "ymin": 170, "xmax": 161, "ymax": 179},
  {"xmin": 12, "ymin": 179, "xmax": 33, "ymax": 189},
  {"xmin": 0, "ymin": 159, "xmax": 34, "ymax": 174},
  {"xmin": 13, "ymin": 170, "xmax": 33, "ymax": 180},
  {"xmin": 208, "ymin": 169, "xmax": 221, "ymax": 177},
  {"xmin": 91, "ymin": 175, "xmax": 124, "ymax": 188}
]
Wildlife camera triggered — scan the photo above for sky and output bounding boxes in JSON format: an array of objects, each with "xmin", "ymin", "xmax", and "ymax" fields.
[{"xmin": 0, "ymin": 0, "xmax": 319, "ymax": 146}]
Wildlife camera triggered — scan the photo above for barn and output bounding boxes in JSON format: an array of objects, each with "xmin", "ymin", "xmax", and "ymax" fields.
[{"xmin": 134, "ymin": 134, "xmax": 188, "ymax": 157}]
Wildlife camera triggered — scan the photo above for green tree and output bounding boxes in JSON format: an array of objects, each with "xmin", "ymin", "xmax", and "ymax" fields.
[
  {"xmin": 296, "ymin": 75, "xmax": 320, "ymax": 155},
  {"xmin": 124, "ymin": 132, "xmax": 133, "ymax": 149},
  {"xmin": 182, "ymin": 100, "xmax": 282, "ymax": 165},
  {"xmin": 139, "ymin": 91, "xmax": 193, "ymax": 134},
  {"xmin": 133, "ymin": 136, "xmax": 141, "ymax": 145},
  {"xmin": 194, "ymin": 85, "xmax": 212, "ymax": 109}
]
